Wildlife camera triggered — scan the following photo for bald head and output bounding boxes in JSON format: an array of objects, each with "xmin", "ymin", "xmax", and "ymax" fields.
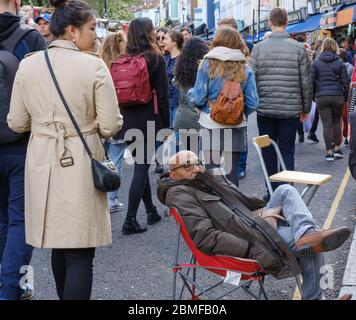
[{"xmin": 168, "ymin": 151, "xmax": 199, "ymax": 171}]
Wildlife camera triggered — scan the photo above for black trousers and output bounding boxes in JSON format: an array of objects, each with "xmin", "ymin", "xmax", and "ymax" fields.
[{"xmin": 51, "ymin": 248, "xmax": 95, "ymax": 300}]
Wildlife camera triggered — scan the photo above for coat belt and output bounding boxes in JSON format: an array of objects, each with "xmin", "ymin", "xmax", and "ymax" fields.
[{"xmin": 31, "ymin": 121, "xmax": 98, "ymax": 159}]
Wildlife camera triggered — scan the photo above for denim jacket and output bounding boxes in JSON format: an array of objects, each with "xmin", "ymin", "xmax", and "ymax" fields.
[{"xmin": 187, "ymin": 59, "xmax": 259, "ymax": 123}]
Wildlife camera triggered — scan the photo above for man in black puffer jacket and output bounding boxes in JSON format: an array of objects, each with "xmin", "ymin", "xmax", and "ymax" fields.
[
  {"xmin": 0, "ymin": 0, "xmax": 46, "ymax": 300},
  {"xmin": 311, "ymin": 38, "xmax": 349, "ymax": 161},
  {"xmin": 250, "ymin": 8, "xmax": 312, "ymax": 195}
]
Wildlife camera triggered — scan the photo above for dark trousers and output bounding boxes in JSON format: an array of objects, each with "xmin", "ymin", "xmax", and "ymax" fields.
[
  {"xmin": 126, "ymin": 163, "xmax": 156, "ymax": 220},
  {"xmin": 257, "ymin": 115, "xmax": 299, "ymax": 190},
  {"xmin": 0, "ymin": 154, "xmax": 33, "ymax": 299},
  {"xmin": 310, "ymin": 108, "xmax": 319, "ymax": 134},
  {"xmin": 316, "ymin": 96, "xmax": 344, "ymax": 150},
  {"xmin": 51, "ymin": 248, "xmax": 95, "ymax": 300}
]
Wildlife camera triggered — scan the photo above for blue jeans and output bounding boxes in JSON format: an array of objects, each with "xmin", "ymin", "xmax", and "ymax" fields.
[
  {"xmin": 237, "ymin": 148, "xmax": 247, "ymax": 174},
  {"xmin": 0, "ymin": 154, "xmax": 33, "ymax": 300},
  {"xmin": 266, "ymin": 185, "xmax": 324, "ymax": 300},
  {"xmin": 257, "ymin": 115, "xmax": 299, "ymax": 190},
  {"xmin": 169, "ymin": 104, "xmax": 178, "ymax": 128},
  {"xmin": 104, "ymin": 142, "xmax": 126, "ymax": 207}
]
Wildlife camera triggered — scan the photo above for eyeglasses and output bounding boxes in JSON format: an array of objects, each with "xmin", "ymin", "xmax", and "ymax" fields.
[
  {"xmin": 171, "ymin": 160, "xmax": 203, "ymax": 172},
  {"xmin": 156, "ymin": 36, "xmax": 165, "ymax": 41}
]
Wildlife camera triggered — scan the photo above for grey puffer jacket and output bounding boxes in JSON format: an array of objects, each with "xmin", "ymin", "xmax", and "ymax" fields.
[
  {"xmin": 250, "ymin": 31, "xmax": 312, "ymax": 118},
  {"xmin": 173, "ymin": 86, "xmax": 200, "ymax": 131}
]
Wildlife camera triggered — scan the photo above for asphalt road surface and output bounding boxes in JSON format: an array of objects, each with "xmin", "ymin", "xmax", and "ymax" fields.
[{"xmin": 30, "ymin": 113, "xmax": 356, "ymax": 300}]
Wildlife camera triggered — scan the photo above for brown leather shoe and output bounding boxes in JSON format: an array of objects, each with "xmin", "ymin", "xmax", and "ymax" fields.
[
  {"xmin": 337, "ymin": 294, "xmax": 353, "ymax": 300},
  {"xmin": 295, "ymin": 227, "xmax": 351, "ymax": 258}
]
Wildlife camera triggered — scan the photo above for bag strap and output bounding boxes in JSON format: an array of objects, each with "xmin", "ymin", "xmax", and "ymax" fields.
[
  {"xmin": 0, "ymin": 27, "xmax": 35, "ymax": 53},
  {"xmin": 153, "ymin": 89, "xmax": 158, "ymax": 114},
  {"xmin": 44, "ymin": 49, "xmax": 96, "ymax": 160}
]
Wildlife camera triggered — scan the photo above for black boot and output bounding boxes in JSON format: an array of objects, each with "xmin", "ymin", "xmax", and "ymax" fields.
[
  {"xmin": 147, "ymin": 208, "xmax": 162, "ymax": 225},
  {"xmin": 122, "ymin": 218, "xmax": 147, "ymax": 235}
]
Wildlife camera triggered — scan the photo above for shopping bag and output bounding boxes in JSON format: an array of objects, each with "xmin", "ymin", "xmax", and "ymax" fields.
[{"xmin": 303, "ymin": 102, "xmax": 316, "ymax": 133}]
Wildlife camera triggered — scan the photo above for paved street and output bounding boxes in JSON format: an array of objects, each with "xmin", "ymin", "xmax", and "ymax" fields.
[{"xmin": 30, "ymin": 113, "xmax": 356, "ymax": 300}]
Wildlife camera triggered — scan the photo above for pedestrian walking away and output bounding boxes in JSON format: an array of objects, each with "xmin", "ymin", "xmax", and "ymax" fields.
[
  {"xmin": 7, "ymin": 0, "xmax": 123, "ymax": 300},
  {"xmin": 311, "ymin": 38, "xmax": 350, "ymax": 161},
  {"xmin": 113, "ymin": 17, "xmax": 170, "ymax": 235},
  {"xmin": 250, "ymin": 7, "xmax": 312, "ymax": 194},
  {"xmin": 188, "ymin": 27, "xmax": 259, "ymax": 188},
  {"xmin": 173, "ymin": 36, "xmax": 208, "ymax": 154}
]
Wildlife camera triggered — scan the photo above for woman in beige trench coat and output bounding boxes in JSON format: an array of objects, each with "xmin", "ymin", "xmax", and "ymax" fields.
[{"xmin": 7, "ymin": 0, "xmax": 123, "ymax": 300}]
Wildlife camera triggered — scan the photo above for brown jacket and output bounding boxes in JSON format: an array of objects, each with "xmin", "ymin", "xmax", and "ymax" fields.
[
  {"xmin": 8, "ymin": 40, "xmax": 123, "ymax": 248},
  {"xmin": 157, "ymin": 171, "xmax": 301, "ymax": 279}
]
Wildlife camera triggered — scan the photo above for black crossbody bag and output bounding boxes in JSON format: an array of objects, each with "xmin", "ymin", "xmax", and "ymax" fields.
[{"xmin": 44, "ymin": 50, "xmax": 120, "ymax": 192}]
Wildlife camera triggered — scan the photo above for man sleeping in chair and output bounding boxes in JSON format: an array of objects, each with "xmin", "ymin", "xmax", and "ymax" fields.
[{"xmin": 157, "ymin": 150, "xmax": 352, "ymax": 300}]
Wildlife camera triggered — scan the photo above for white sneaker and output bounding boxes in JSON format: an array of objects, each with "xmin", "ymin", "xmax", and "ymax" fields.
[{"xmin": 110, "ymin": 199, "xmax": 125, "ymax": 213}]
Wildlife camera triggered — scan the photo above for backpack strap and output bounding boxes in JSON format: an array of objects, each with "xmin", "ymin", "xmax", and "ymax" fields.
[{"xmin": 0, "ymin": 27, "xmax": 35, "ymax": 53}]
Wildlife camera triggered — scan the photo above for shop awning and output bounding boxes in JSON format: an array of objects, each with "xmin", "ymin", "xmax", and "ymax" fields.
[{"xmin": 286, "ymin": 13, "xmax": 322, "ymax": 33}]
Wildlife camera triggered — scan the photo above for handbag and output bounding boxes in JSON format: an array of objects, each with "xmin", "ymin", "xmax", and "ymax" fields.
[{"xmin": 44, "ymin": 50, "xmax": 120, "ymax": 192}]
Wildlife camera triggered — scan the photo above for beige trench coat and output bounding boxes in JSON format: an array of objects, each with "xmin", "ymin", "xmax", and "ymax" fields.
[{"xmin": 7, "ymin": 40, "xmax": 123, "ymax": 249}]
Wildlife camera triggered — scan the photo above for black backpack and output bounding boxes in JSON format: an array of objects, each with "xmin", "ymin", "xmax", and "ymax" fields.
[{"xmin": 0, "ymin": 27, "xmax": 34, "ymax": 144}]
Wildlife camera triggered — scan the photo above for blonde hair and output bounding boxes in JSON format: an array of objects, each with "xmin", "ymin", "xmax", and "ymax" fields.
[
  {"xmin": 321, "ymin": 38, "xmax": 339, "ymax": 54},
  {"xmin": 208, "ymin": 27, "xmax": 247, "ymax": 82},
  {"xmin": 99, "ymin": 31, "xmax": 127, "ymax": 69}
]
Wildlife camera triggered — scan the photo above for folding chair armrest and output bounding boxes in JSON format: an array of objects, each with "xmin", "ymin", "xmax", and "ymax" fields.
[{"xmin": 269, "ymin": 170, "xmax": 332, "ymax": 186}]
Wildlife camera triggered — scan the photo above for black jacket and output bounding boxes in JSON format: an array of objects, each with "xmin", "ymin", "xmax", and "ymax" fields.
[
  {"xmin": 114, "ymin": 52, "xmax": 170, "ymax": 141},
  {"xmin": 311, "ymin": 52, "xmax": 350, "ymax": 99},
  {"xmin": 0, "ymin": 12, "xmax": 46, "ymax": 155}
]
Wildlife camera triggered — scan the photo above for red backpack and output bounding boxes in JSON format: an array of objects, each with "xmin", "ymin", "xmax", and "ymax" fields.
[{"xmin": 110, "ymin": 54, "xmax": 154, "ymax": 108}]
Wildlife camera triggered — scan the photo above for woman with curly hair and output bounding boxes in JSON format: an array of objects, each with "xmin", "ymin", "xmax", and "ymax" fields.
[
  {"xmin": 173, "ymin": 37, "xmax": 208, "ymax": 152},
  {"xmin": 188, "ymin": 27, "xmax": 259, "ymax": 187}
]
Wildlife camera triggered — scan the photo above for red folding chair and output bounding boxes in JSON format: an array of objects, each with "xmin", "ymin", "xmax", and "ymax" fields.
[{"xmin": 169, "ymin": 207, "xmax": 270, "ymax": 300}]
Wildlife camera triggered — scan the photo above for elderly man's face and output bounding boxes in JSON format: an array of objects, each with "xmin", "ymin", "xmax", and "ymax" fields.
[{"xmin": 169, "ymin": 155, "xmax": 203, "ymax": 180}]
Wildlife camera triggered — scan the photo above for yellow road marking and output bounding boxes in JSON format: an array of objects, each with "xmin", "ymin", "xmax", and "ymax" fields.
[{"xmin": 292, "ymin": 169, "xmax": 351, "ymax": 300}]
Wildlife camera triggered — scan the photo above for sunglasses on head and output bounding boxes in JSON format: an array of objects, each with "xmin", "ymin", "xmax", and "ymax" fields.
[{"xmin": 171, "ymin": 159, "xmax": 203, "ymax": 172}]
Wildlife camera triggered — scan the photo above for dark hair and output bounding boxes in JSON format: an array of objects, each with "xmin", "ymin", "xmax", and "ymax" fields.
[
  {"xmin": 337, "ymin": 37, "xmax": 346, "ymax": 47},
  {"xmin": 174, "ymin": 37, "xmax": 208, "ymax": 88},
  {"xmin": 181, "ymin": 27, "xmax": 192, "ymax": 34},
  {"xmin": 296, "ymin": 35, "xmax": 304, "ymax": 43},
  {"xmin": 167, "ymin": 30, "xmax": 184, "ymax": 50},
  {"xmin": 126, "ymin": 17, "xmax": 157, "ymax": 55},
  {"xmin": 269, "ymin": 7, "xmax": 288, "ymax": 27},
  {"xmin": 156, "ymin": 27, "xmax": 168, "ymax": 34},
  {"xmin": 49, "ymin": 0, "xmax": 94, "ymax": 37},
  {"xmin": 339, "ymin": 48, "xmax": 347, "ymax": 62}
]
